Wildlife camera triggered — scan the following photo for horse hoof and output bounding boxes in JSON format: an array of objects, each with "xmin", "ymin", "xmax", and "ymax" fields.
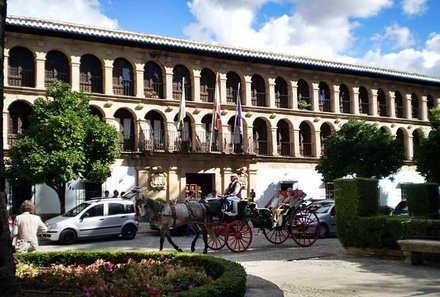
[
  {"xmin": 203, "ymin": 249, "xmax": 208, "ymax": 254},
  {"xmin": 177, "ymin": 248, "xmax": 183, "ymax": 252}
]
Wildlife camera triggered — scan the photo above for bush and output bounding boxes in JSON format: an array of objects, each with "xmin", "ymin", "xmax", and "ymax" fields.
[
  {"xmin": 15, "ymin": 251, "xmax": 247, "ymax": 297},
  {"xmin": 401, "ymin": 219, "xmax": 440, "ymax": 240},
  {"xmin": 402, "ymin": 183, "xmax": 440, "ymax": 219}
]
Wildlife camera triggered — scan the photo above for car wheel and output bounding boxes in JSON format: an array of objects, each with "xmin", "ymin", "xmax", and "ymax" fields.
[
  {"xmin": 121, "ymin": 224, "xmax": 137, "ymax": 240},
  {"xmin": 319, "ymin": 224, "xmax": 329, "ymax": 238},
  {"xmin": 59, "ymin": 229, "xmax": 77, "ymax": 245}
]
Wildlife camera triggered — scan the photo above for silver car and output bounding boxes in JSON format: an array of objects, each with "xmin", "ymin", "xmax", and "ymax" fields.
[
  {"xmin": 41, "ymin": 198, "xmax": 138, "ymax": 244},
  {"xmin": 308, "ymin": 199, "xmax": 336, "ymax": 238}
]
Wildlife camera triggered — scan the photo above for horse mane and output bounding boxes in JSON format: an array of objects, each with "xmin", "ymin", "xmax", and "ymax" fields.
[{"xmin": 145, "ymin": 197, "xmax": 165, "ymax": 213}]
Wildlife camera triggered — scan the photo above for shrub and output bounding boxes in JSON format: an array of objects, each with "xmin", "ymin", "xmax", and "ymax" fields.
[{"xmin": 15, "ymin": 251, "xmax": 246, "ymax": 297}]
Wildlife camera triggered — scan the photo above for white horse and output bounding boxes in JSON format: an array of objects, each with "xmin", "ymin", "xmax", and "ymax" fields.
[{"xmin": 136, "ymin": 197, "xmax": 210, "ymax": 254}]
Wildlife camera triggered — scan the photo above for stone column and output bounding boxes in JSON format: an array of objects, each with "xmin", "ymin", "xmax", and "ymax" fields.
[
  {"xmin": 352, "ymin": 86, "xmax": 360, "ymax": 115},
  {"xmin": 268, "ymin": 78, "xmax": 276, "ymax": 108},
  {"xmin": 293, "ymin": 128, "xmax": 301, "ymax": 157},
  {"xmin": 271, "ymin": 127, "xmax": 279, "ymax": 156},
  {"xmin": 421, "ymin": 95, "xmax": 428, "ymax": 121},
  {"xmin": 332, "ymin": 85, "xmax": 341, "ymax": 114},
  {"xmin": 165, "ymin": 66, "xmax": 174, "ymax": 100},
  {"xmin": 192, "ymin": 69, "xmax": 201, "ymax": 102},
  {"xmin": 244, "ymin": 75, "xmax": 252, "ymax": 106},
  {"xmin": 388, "ymin": 91, "xmax": 396, "ymax": 118},
  {"xmin": 168, "ymin": 166, "xmax": 182, "ymax": 202},
  {"xmin": 35, "ymin": 52, "xmax": 46, "ymax": 90},
  {"xmin": 371, "ymin": 89, "xmax": 378, "ymax": 117},
  {"xmin": 70, "ymin": 55, "xmax": 81, "ymax": 91},
  {"xmin": 3, "ymin": 111, "xmax": 8, "ymax": 150},
  {"xmin": 405, "ymin": 93, "xmax": 412, "ymax": 119},
  {"xmin": 406, "ymin": 134, "xmax": 413, "ymax": 161},
  {"xmin": 135, "ymin": 63, "xmax": 145, "ymax": 98},
  {"xmin": 246, "ymin": 125, "xmax": 253, "ymax": 154},
  {"xmin": 219, "ymin": 72, "xmax": 227, "ymax": 105},
  {"xmin": 315, "ymin": 130, "xmax": 322, "ymax": 157},
  {"xmin": 312, "ymin": 82, "xmax": 320, "ymax": 112},
  {"xmin": 290, "ymin": 80, "xmax": 298, "ymax": 110},
  {"xmin": 3, "ymin": 49, "xmax": 8, "ymax": 86},
  {"xmin": 104, "ymin": 59, "xmax": 114, "ymax": 95}
]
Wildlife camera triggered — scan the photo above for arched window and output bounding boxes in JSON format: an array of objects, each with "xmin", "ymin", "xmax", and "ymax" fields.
[
  {"xmin": 200, "ymin": 68, "xmax": 216, "ymax": 102},
  {"xmin": 298, "ymin": 79, "xmax": 311, "ymax": 110},
  {"xmin": 251, "ymin": 75, "xmax": 266, "ymax": 107},
  {"xmin": 378, "ymin": 88, "xmax": 388, "ymax": 117},
  {"xmin": 359, "ymin": 86, "xmax": 369, "ymax": 114},
  {"xmin": 8, "ymin": 47, "xmax": 35, "ymax": 87},
  {"xmin": 113, "ymin": 58, "xmax": 134, "ymax": 96},
  {"xmin": 144, "ymin": 62, "xmax": 163, "ymax": 98},
  {"xmin": 173, "ymin": 65, "xmax": 191, "ymax": 101},
  {"xmin": 45, "ymin": 50, "xmax": 70, "ymax": 87},
  {"xmin": 275, "ymin": 77, "xmax": 288, "ymax": 108},
  {"xmin": 339, "ymin": 84, "xmax": 350, "ymax": 114},
  {"xmin": 226, "ymin": 72, "xmax": 241, "ymax": 104},
  {"xmin": 80, "ymin": 54, "xmax": 103, "ymax": 93}
]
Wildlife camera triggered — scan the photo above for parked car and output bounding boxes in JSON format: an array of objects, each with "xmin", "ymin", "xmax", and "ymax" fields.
[
  {"xmin": 41, "ymin": 198, "xmax": 138, "ymax": 245},
  {"xmin": 390, "ymin": 200, "xmax": 408, "ymax": 216},
  {"xmin": 308, "ymin": 199, "xmax": 336, "ymax": 238}
]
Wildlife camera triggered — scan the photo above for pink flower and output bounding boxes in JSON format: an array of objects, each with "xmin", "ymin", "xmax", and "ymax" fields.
[{"xmin": 148, "ymin": 287, "xmax": 160, "ymax": 296}]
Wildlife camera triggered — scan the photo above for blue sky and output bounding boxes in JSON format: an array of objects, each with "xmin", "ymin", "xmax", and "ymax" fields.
[{"xmin": 7, "ymin": 0, "xmax": 440, "ymax": 77}]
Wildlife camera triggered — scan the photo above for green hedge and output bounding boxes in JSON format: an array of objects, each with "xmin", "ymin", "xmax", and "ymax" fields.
[
  {"xmin": 15, "ymin": 251, "xmax": 247, "ymax": 297},
  {"xmin": 337, "ymin": 216, "xmax": 405, "ymax": 249},
  {"xmin": 401, "ymin": 219, "xmax": 440, "ymax": 240},
  {"xmin": 402, "ymin": 183, "xmax": 440, "ymax": 219}
]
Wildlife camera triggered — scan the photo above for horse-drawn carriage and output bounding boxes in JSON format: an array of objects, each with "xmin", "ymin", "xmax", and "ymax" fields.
[{"xmin": 135, "ymin": 187, "xmax": 320, "ymax": 254}]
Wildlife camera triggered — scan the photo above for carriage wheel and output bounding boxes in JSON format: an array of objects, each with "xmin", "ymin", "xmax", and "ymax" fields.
[
  {"xmin": 207, "ymin": 223, "xmax": 227, "ymax": 250},
  {"xmin": 263, "ymin": 225, "xmax": 290, "ymax": 244},
  {"xmin": 289, "ymin": 208, "xmax": 320, "ymax": 247},
  {"xmin": 225, "ymin": 220, "xmax": 253, "ymax": 253}
]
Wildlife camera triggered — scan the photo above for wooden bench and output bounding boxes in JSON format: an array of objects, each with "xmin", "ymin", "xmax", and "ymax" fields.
[{"xmin": 398, "ymin": 239, "xmax": 440, "ymax": 265}]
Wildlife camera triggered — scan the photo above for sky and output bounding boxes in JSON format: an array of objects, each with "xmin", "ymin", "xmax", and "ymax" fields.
[{"xmin": 7, "ymin": 0, "xmax": 440, "ymax": 77}]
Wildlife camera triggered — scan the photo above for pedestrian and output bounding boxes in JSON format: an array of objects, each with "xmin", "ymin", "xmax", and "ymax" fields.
[
  {"xmin": 12, "ymin": 200, "xmax": 47, "ymax": 252},
  {"xmin": 104, "ymin": 190, "xmax": 110, "ymax": 198},
  {"xmin": 112, "ymin": 190, "xmax": 119, "ymax": 198}
]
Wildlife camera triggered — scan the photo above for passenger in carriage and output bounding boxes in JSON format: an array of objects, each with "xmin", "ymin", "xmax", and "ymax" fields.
[
  {"xmin": 224, "ymin": 173, "xmax": 242, "ymax": 215},
  {"xmin": 271, "ymin": 188, "xmax": 299, "ymax": 227},
  {"xmin": 265, "ymin": 189, "xmax": 284, "ymax": 209}
]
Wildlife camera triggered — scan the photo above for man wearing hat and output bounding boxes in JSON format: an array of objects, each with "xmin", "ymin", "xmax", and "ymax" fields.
[{"xmin": 224, "ymin": 173, "xmax": 242, "ymax": 215}]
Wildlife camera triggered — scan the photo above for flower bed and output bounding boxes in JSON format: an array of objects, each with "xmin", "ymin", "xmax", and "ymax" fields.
[{"xmin": 15, "ymin": 251, "xmax": 247, "ymax": 297}]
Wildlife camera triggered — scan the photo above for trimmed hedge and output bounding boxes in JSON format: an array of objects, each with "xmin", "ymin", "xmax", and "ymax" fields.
[
  {"xmin": 402, "ymin": 183, "xmax": 440, "ymax": 219},
  {"xmin": 15, "ymin": 251, "xmax": 247, "ymax": 297},
  {"xmin": 401, "ymin": 219, "xmax": 440, "ymax": 240}
]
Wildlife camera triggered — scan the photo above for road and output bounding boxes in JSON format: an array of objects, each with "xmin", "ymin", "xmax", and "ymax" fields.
[{"xmin": 38, "ymin": 223, "xmax": 440, "ymax": 297}]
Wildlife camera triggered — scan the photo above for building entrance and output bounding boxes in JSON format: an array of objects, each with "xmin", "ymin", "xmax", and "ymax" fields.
[{"xmin": 185, "ymin": 173, "xmax": 215, "ymax": 198}]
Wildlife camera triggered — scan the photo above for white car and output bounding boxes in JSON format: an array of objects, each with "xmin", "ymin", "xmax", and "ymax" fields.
[
  {"xmin": 41, "ymin": 198, "xmax": 138, "ymax": 244},
  {"xmin": 308, "ymin": 199, "xmax": 336, "ymax": 238}
]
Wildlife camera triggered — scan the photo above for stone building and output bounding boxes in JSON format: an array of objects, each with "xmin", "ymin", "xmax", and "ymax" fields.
[{"xmin": 3, "ymin": 16, "xmax": 439, "ymax": 214}]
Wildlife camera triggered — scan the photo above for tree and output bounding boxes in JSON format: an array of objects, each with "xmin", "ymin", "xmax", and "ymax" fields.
[
  {"xmin": 414, "ymin": 107, "xmax": 440, "ymax": 182},
  {"xmin": 316, "ymin": 119, "xmax": 405, "ymax": 182},
  {"xmin": 8, "ymin": 80, "xmax": 121, "ymax": 213}
]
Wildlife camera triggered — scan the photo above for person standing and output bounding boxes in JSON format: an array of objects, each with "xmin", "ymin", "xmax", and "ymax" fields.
[
  {"xmin": 12, "ymin": 200, "xmax": 47, "ymax": 252},
  {"xmin": 224, "ymin": 173, "xmax": 242, "ymax": 214}
]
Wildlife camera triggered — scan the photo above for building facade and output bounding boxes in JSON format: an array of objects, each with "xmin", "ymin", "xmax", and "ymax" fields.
[{"xmin": 3, "ymin": 16, "xmax": 439, "ymax": 214}]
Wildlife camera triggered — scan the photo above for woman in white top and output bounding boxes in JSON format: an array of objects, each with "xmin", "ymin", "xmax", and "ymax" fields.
[{"xmin": 12, "ymin": 200, "xmax": 47, "ymax": 252}]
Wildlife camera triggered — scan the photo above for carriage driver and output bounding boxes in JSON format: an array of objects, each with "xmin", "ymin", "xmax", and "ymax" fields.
[{"xmin": 224, "ymin": 173, "xmax": 242, "ymax": 215}]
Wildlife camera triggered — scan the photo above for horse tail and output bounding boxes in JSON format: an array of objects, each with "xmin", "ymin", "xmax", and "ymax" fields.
[{"xmin": 206, "ymin": 223, "xmax": 216, "ymax": 240}]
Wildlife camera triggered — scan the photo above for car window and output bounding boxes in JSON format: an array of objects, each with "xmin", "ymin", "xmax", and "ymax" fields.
[
  {"xmin": 311, "ymin": 202, "xmax": 334, "ymax": 214},
  {"xmin": 125, "ymin": 204, "xmax": 135, "ymax": 213},
  {"xmin": 63, "ymin": 202, "xmax": 91, "ymax": 217},
  {"xmin": 84, "ymin": 204, "xmax": 104, "ymax": 217},
  {"xmin": 108, "ymin": 203, "xmax": 125, "ymax": 215}
]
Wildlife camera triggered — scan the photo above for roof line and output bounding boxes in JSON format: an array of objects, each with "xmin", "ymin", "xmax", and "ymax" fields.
[{"xmin": 6, "ymin": 15, "xmax": 440, "ymax": 85}]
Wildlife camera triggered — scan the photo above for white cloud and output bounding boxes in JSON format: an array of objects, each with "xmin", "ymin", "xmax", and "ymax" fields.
[
  {"xmin": 384, "ymin": 23, "xmax": 416, "ymax": 49},
  {"xmin": 7, "ymin": 0, "xmax": 118, "ymax": 29},
  {"xmin": 360, "ymin": 33, "xmax": 440, "ymax": 76},
  {"xmin": 185, "ymin": 0, "xmax": 393, "ymax": 61},
  {"xmin": 402, "ymin": 0, "xmax": 428, "ymax": 16}
]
